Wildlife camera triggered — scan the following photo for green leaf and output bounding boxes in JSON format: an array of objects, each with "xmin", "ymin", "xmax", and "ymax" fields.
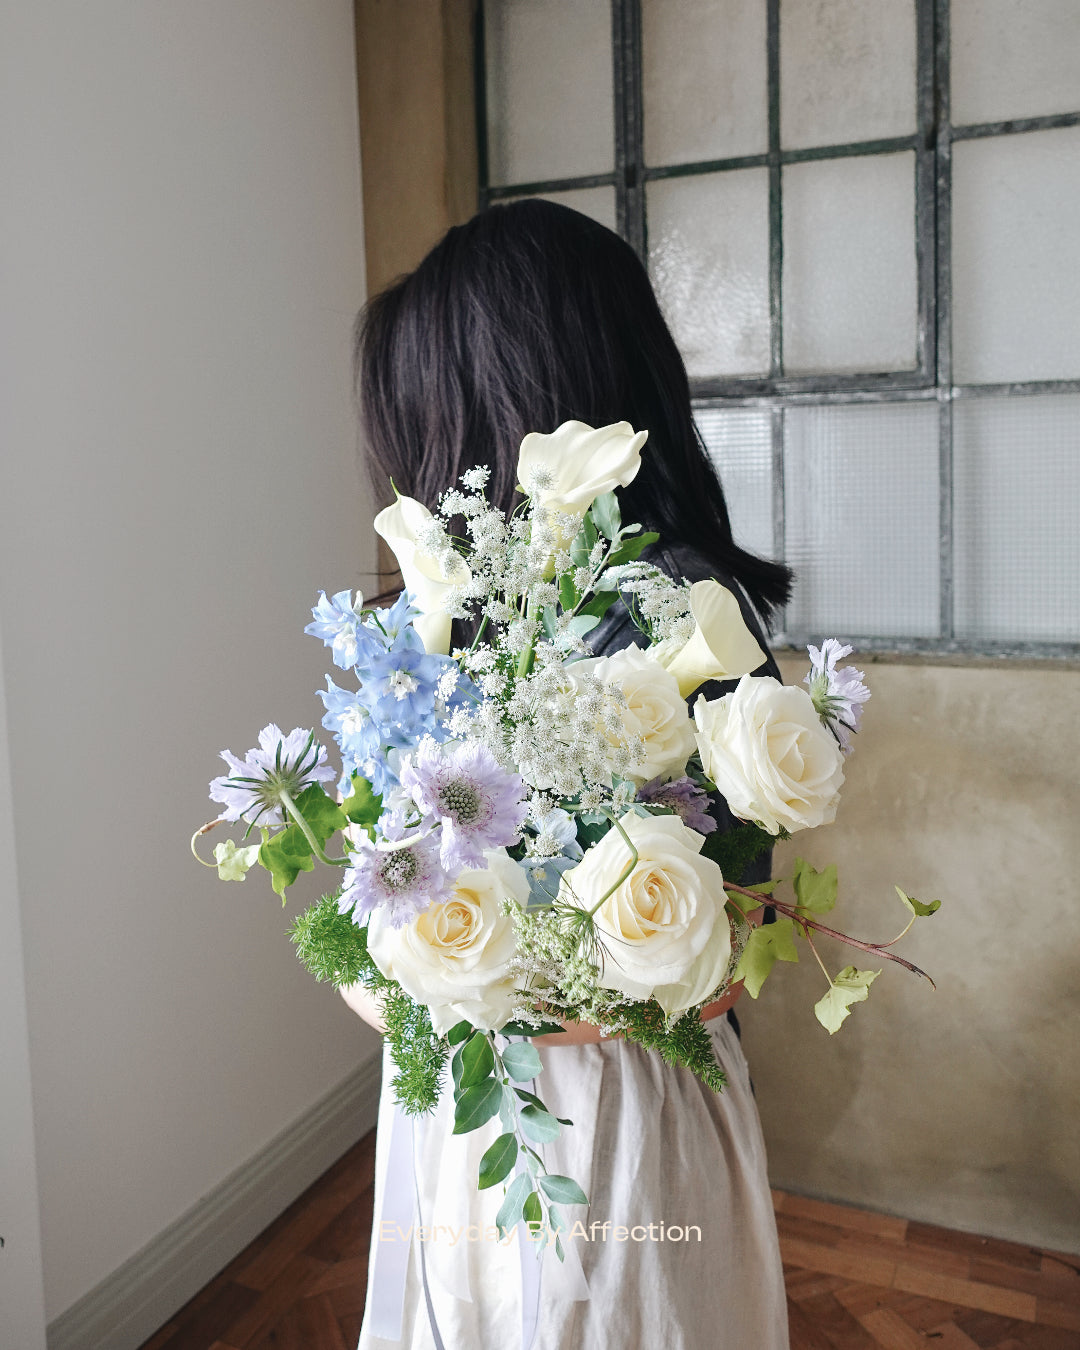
[
  {"xmin": 478, "ymin": 1132, "xmax": 518, "ymax": 1189},
  {"xmin": 341, "ymin": 776, "xmax": 382, "ymax": 835},
  {"xmin": 500, "ymin": 1041, "xmax": 542, "ymax": 1082},
  {"xmin": 518, "ymin": 1103, "xmax": 561, "ymax": 1143},
  {"xmin": 590, "ymin": 490, "xmax": 621, "ymax": 540},
  {"xmin": 513, "ymin": 1086, "xmax": 548, "ymax": 1110},
  {"xmin": 607, "ymin": 531, "xmax": 659, "ymax": 567},
  {"xmin": 452, "ymin": 1079, "xmax": 503, "ymax": 1134},
  {"xmin": 541, "ymin": 605, "xmax": 560, "ymax": 642},
  {"xmin": 259, "ymin": 825, "xmax": 316, "ymax": 897},
  {"xmin": 500, "ymin": 1019, "xmax": 565, "ymax": 1038},
  {"xmin": 495, "ymin": 1172, "xmax": 531, "ymax": 1238},
  {"xmin": 522, "ymin": 1190, "xmax": 543, "ymax": 1231},
  {"xmin": 558, "ymin": 571, "xmax": 579, "ymax": 612},
  {"xmin": 213, "ymin": 839, "xmax": 261, "ymax": 881},
  {"xmin": 561, "ymin": 614, "xmax": 599, "ymax": 642},
  {"xmin": 895, "ymin": 885, "xmax": 941, "ymax": 918},
  {"xmin": 445, "ymin": 1019, "xmax": 473, "ymax": 1046},
  {"xmin": 292, "ymin": 784, "xmax": 347, "ymax": 845},
  {"xmin": 577, "ymin": 591, "xmax": 620, "ymax": 622},
  {"xmin": 733, "ymin": 918, "xmax": 799, "ymax": 998},
  {"xmin": 458, "ymin": 1032, "xmax": 495, "ymax": 1089},
  {"xmin": 792, "ymin": 858, "xmax": 838, "ymax": 915},
  {"xmin": 538, "ymin": 1174, "xmax": 588, "ymax": 1206},
  {"xmin": 814, "ymin": 966, "xmax": 881, "ymax": 1035}
]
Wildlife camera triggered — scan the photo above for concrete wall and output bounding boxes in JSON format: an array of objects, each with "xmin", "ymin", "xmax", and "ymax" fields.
[
  {"xmin": 1, "ymin": 0, "xmax": 382, "ymax": 1327},
  {"xmin": 741, "ymin": 655, "xmax": 1080, "ymax": 1254}
]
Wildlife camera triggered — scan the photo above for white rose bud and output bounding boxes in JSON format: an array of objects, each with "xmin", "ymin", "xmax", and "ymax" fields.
[
  {"xmin": 516, "ymin": 420, "xmax": 648, "ymax": 519},
  {"xmin": 650, "ymin": 579, "xmax": 766, "ymax": 698},
  {"xmin": 366, "ymin": 849, "xmax": 527, "ymax": 1036},
  {"xmin": 571, "ymin": 645, "xmax": 696, "ymax": 785},
  {"xmin": 694, "ymin": 676, "xmax": 845, "ymax": 836},
  {"xmin": 559, "ymin": 812, "xmax": 732, "ymax": 1017},
  {"xmin": 373, "ymin": 493, "xmax": 470, "ymax": 656}
]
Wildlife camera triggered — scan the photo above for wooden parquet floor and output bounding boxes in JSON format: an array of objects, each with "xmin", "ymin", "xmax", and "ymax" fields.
[{"xmin": 138, "ymin": 1131, "xmax": 1080, "ymax": 1350}]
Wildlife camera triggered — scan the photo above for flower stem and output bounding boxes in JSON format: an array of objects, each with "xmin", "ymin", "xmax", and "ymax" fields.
[
  {"xmin": 277, "ymin": 788, "xmax": 349, "ymax": 867},
  {"xmin": 190, "ymin": 818, "xmax": 224, "ymax": 867},
  {"xmin": 587, "ymin": 808, "xmax": 639, "ymax": 915}
]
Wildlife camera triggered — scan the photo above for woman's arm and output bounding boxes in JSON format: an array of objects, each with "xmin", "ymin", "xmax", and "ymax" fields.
[
  {"xmin": 339, "ymin": 982, "xmax": 387, "ymax": 1033},
  {"xmin": 531, "ymin": 979, "xmax": 746, "ymax": 1047}
]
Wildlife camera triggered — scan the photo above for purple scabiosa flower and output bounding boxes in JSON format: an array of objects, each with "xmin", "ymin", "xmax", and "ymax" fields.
[
  {"xmin": 399, "ymin": 740, "xmax": 528, "ymax": 871},
  {"xmin": 637, "ymin": 776, "xmax": 717, "ymax": 835},
  {"xmin": 305, "ymin": 591, "xmax": 372, "ymax": 671},
  {"xmin": 337, "ymin": 813, "xmax": 452, "ymax": 928},
  {"xmin": 209, "ymin": 725, "xmax": 336, "ymax": 827},
  {"xmin": 805, "ymin": 639, "xmax": 871, "ymax": 754}
]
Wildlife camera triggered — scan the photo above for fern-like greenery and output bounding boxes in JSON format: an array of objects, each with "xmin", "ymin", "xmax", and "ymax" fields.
[
  {"xmin": 702, "ymin": 820, "xmax": 786, "ymax": 884},
  {"xmin": 289, "ymin": 896, "xmax": 446, "ymax": 1116}
]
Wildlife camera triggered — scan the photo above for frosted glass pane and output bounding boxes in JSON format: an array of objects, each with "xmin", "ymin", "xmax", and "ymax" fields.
[
  {"xmin": 647, "ymin": 171, "xmax": 770, "ymax": 378},
  {"xmin": 953, "ymin": 128, "xmax": 1080, "ymax": 384},
  {"xmin": 504, "ymin": 187, "xmax": 617, "ymax": 233},
  {"xmin": 952, "ymin": 0, "xmax": 1080, "ymax": 126},
  {"xmin": 784, "ymin": 403, "xmax": 939, "ymax": 638},
  {"xmin": 783, "ymin": 153, "xmax": 918, "ymax": 374},
  {"xmin": 485, "ymin": 0, "xmax": 613, "ymax": 185},
  {"xmin": 780, "ymin": 0, "xmax": 917, "ymax": 150},
  {"xmin": 954, "ymin": 395, "xmax": 1080, "ymax": 642},
  {"xmin": 696, "ymin": 407, "xmax": 774, "ymax": 560},
  {"xmin": 643, "ymin": 0, "xmax": 767, "ymax": 166}
]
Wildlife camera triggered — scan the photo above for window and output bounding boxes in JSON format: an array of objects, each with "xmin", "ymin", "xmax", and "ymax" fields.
[{"xmin": 479, "ymin": 0, "xmax": 1080, "ymax": 656}]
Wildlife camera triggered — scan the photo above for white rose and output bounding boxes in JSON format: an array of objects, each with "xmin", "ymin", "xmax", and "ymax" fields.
[
  {"xmin": 516, "ymin": 420, "xmax": 648, "ymax": 519},
  {"xmin": 571, "ymin": 645, "xmax": 696, "ymax": 784},
  {"xmin": 694, "ymin": 676, "xmax": 845, "ymax": 835},
  {"xmin": 650, "ymin": 579, "xmax": 766, "ymax": 698},
  {"xmin": 373, "ymin": 494, "xmax": 470, "ymax": 656},
  {"xmin": 366, "ymin": 849, "xmax": 527, "ymax": 1035},
  {"xmin": 558, "ymin": 812, "xmax": 732, "ymax": 1017}
]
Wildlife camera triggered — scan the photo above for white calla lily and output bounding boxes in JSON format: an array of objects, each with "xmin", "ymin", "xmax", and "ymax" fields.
[
  {"xmin": 651, "ymin": 579, "xmax": 766, "ymax": 698},
  {"xmin": 517, "ymin": 419, "xmax": 648, "ymax": 519},
  {"xmin": 373, "ymin": 494, "xmax": 470, "ymax": 655}
]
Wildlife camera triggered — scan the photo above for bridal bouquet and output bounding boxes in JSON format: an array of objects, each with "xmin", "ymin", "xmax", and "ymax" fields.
[{"xmin": 193, "ymin": 420, "xmax": 937, "ymax": 1252}]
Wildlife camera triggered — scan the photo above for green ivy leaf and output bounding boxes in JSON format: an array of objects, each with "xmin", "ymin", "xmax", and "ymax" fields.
[
  {"xmin": 814, "ymin": 966, "xmax": 881, "ymax": 1034},
  {"xmin": 895, "ymin": 885, "xmax": 941, "ymax": 918},
  {"xmin": 213, "ymin": 839, "xmax": 261, "ymax": 881},
  {"xmin": 478, "ymin": 1132, "xmax": 518, "ymax": 1189},
  {"xmin": 733, "ymin": 918, "xmax": 799, "ymax": 998},
  {"xmin": 495, "ymin": 1172, "xmax": 531, "ymax": 1238},
  {"xmin": 607, "ymin": 531, "xmax": 659, "ymax": 567},
  {"xmin": 518, "ymin": 1104, "xmax": 561, "ymax": 1143},
  {"xmin": 341, "ymin": 775, "xmax": 382, "ymax": 836},
  {"xmin": 259, "ymin": 826, "xmax": 316, "ymax": 897},
  {"xmin": 538, "ymin": 1174, "xmax": 588, "ymax": 1206},
  {"xmin": 500, "ymin": 1041, "xmax": 542, "ymax": 1082},
  {"xmin": 452, "ymin": 1079, "xmax": 503, "ymax": 1134},
  {"xmin": 792, "ymin": 858, "xmax": 838, "ymax": 915},
  {"xmin": 590, "ymin": 490, "xmax": 621, "ymax": 541},
  {"xmin": 458, "ymin": 1032, "xmax": 495, "ymax": 1089},
  {"xmin": 293, "ymin": 784, "xmax": 347, "ymax": 845}
]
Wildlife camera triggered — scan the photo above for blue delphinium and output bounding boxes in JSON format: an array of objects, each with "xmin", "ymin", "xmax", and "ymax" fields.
[{"xmin": 304, "ymin": 590, "xmax": 372, "ymax": 670}]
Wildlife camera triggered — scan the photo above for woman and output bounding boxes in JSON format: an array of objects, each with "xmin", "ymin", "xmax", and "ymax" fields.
[{"xmin": 345, "ymin": 199, "xmax": 792, "ymax": 1350}]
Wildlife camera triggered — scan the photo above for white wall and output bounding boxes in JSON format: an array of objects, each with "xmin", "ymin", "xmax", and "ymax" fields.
[{"xmin": 0, "ymin": 0, "xmax": 381, "ymax": 1326}]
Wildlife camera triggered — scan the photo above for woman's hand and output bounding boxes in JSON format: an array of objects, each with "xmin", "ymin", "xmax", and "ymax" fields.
[
  {"xmin": 339, "ymin": 982, "xmax": 387, "ymax": 1033},
  {"xmin": 530, "ymin": 978, "xmax": 746, "ymax": 1047}
]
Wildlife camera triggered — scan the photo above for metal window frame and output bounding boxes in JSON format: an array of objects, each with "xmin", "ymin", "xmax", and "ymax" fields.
[{"xmin": 476, "ymin": 0, "xmax": 1080, "ymax": 661}]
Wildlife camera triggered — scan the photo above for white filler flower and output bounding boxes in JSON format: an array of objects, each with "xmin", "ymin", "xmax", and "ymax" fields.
[
  {"xmin": 559, "ymin": 812, "xmax": 732, "ymax": 1017},
  {"xmin": 366, "ymin": 849, "xmax": 528, "ymax": 1035},
  {"xmin": 694, "ymin": 676, "xmax": 846, "ymax": 835}
]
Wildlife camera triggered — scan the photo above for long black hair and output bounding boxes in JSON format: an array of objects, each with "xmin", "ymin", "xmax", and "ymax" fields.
[{"xmin": 355, "ymin": 198, "xmax": 792, "ymax": 624}]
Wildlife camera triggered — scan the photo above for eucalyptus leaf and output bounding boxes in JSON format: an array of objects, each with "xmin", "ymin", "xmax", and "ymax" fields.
[
  {"xmin": 523, "ymin": 1190, "xmax": 543, "ymax": 1231},
  {"xmin": 500, "ymin": 1041, "xmax": 543, "ymax": 1082},
  {"xmin": 495, "ymin": 1172, "xmax": 531, "ymax": 1238},
  {"xmin": 452, "ymin": 1079, "xmax": 503, "ymax": 1134},
  {"xmin": 538, "ymin": 1174, "xmax": 589, "ymax": 1206},
  {"xmin": 607, "ymin": 531, "xmax": 659, "ymax": 566},
  {"xmin": 458, "ymin": 1032, "xmax": 495, "ymax": 1089},
  {"xmin": 519, "ymin": 1104, "xmax": 561, "ymax": 1143},
  {"xmin": 445, "ymin": 1020, "xmax": 473, "ymax": 1046},
  {"xmin": 478, "ymin": 1132, "xmax": 518, "ymax": 1189}
]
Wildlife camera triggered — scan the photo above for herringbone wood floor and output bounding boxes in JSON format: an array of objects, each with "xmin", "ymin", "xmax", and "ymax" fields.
[{"xmin": 138, "ymin": 1130, "xmax": 1080, "ymax": 1350}]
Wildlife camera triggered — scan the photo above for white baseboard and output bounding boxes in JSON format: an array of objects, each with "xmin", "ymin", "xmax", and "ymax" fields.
[{"xmin": 47, "ymin": 1050, "xmax": 382, "ymax": 1350}]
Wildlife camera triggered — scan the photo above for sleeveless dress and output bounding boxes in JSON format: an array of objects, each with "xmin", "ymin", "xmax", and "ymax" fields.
[{"xmin": 356, "ymin": 545, "xmax": 790, "ymax": 1350}]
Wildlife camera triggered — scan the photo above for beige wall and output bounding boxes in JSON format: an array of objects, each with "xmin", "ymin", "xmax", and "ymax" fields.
[{"xmin": 740, "ymin": 656, "xmax": 1080, "ymax": 1254}]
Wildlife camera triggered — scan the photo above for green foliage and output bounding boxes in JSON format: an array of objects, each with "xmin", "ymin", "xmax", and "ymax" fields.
[
  {"xmin": 895, "ymin": 885, "xmax": 940, "ymax": 918},
  {"xmin": 478, "ymin": 1132, "xmax": 518, "ymax": 1189},
  {"xmin": 214, "ymin": 839, "xmax": 260, "ymax": 881},
  {"xmin": 500, "ymin": 1041, "xmax": 542, "ymax": 1082},
  {"xmin": 458, "ymin": 1032, "xmax": 496, "ymax": 1088},
  {"xmin": 702, "ymin": 821, "xmax": 781, "ymax": 884},
  {"xmin": 734, "ymin": 918, "xmax": 800, "ymax": 998},
  {"xmin": 453, "ymin": 1079, "xmax": 503, "ymax": 1133},
  {"xmin": 601, "ymin": 1001, "xmax": 727, "ymax": 1094},
  {"xmin": 258, "ymin": 784, "xmax": 347, "ymax": 897},
  {"xmin": 518, "ymin": 1104, "xmax": 561, "ymax": 1143},
  {"xmin": 792, "ymin": 857, "xmax": 838, "ymax": 915},
  {"xmin": 539, "ymin": 1174, "xmax": 588, "ymax": 1206},
  {"xmin": 607, "ymin": 530, "xmax": 659, "ymax": 567},
  {"xmin": 496, "ymin": 1173, "xmax": 532, "ymax": 1238},
  {"xmin": 295, "ymin": 784, "xmax": 347, "ymax": 841},
  {"xmin": 590, "ymin": 491, "xmax": 621, "ymax": 541},
  {"xmin": 814, "ymin": 966, "xmax": 880, "ymax": 1034},
  {"xmin": 341, "ymin": 775, "xmax": 382, "ymax": 835},
  {"xmin": 289, "ymin": 894, "xmax": 371, "ymax": 987}
]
